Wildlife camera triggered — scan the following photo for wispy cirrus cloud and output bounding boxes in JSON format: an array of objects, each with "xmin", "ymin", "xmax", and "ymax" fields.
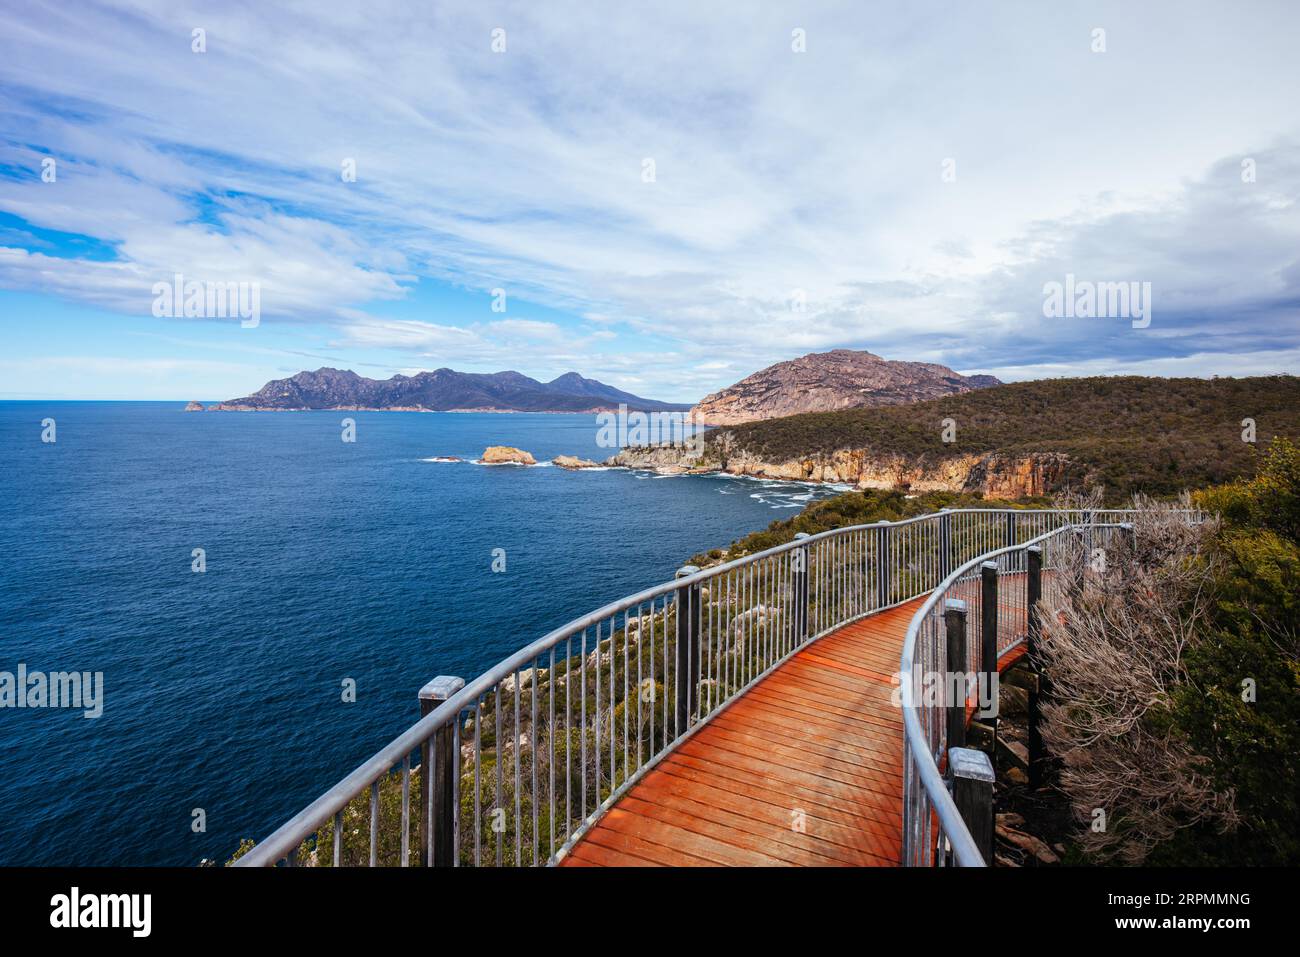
[{"xmin": 0, "ymin": 0, "xmax": 1298, "ymax": 401}]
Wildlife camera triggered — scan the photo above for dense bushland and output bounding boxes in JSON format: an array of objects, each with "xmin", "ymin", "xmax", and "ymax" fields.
[
  {"xmin": 1035, "ymin": 440, "xmax": 1300, "ymax": 865},
  {"xmin": 1159, "ymin": 438, "xmax": 1300, "ymax": 864},
  {"xmin": 712, "ymin": 376, "xmax": 1300, "ymax": 500}
]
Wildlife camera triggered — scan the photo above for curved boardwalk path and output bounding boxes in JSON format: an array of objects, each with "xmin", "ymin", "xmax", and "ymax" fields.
[
  {"xmin": 561, "ymin": 590, "xmax": 1032, "ymax": 867},
  {"xmin": 560, "ymin": 599, "xmax": 924, "ymax": 867}
]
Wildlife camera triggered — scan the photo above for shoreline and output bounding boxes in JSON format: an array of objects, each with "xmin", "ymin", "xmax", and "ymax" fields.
[
  {"xmin": 196, "ymin": 405, "xmax": 693, "ymax": 415},
  {"xmin": 429, "ymin": 452, "xmax": 856, "ymax": 491}
]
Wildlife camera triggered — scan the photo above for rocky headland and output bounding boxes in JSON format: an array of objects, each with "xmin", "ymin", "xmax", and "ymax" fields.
[
  {"xmin": 690, "ymin": 349, "xmax": 1000, "ymax": 425},
  {"xmin": 607, "ymin": 438, "xmax": 1070, "ymax": 498}
]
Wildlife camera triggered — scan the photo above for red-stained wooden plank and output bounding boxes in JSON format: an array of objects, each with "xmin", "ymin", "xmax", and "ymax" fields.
[{"xmin": 560, "ymin": 596, "xmax": 930, "ymax": 867}]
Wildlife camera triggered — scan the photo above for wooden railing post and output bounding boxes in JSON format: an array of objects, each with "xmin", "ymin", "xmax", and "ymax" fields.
[
  {"xmin": 1026, "ymin": 545, "xmax": 1046, "ymax": 789},
  {"xmin": 674, "ymin": 565, "xmax": 701, "ymax": 733},
  {"xmin": 980, "ymin": 560, "xmax": 998, "ymax": 688},
  {"xmin": 419, "ymin": 675, "xmax": 465, "ymax": 867},
  {"xmin": 1120, "ymin": 521, "xmax": 1136, "ymax": 554},
  {"xmin": 792, "ymin": 532, "xmax": 810, "ymax": 644},
  {"xmin": 978, "ymin": 560, "xmax": 999, "ymax": 749},
  {"xmin": 943, "ymin": 598, "xmax": 968, "ymax": 751},
  {"xmin": 876, "ymin": 521, "xmax": 891, "ymax": 608},
  {"xmin": 949, "ymin": 747, "xmax": 995, "ymax": 865}
]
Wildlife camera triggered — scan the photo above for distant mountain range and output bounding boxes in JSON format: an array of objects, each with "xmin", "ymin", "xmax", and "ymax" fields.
[
  {"xmin": 691, "ymin": 349, "xmax": 1001, "ymax": 424},
  {"xmin": 202, "ymin": 368, "xmax": 690, "ymax": 412},
  {"xmin": 197, "ymin": 349, "xmax": 1000, "ymax": 418}
]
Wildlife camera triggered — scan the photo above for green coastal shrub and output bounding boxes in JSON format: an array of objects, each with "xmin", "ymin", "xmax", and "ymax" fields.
[{"xmin": 1157, "ymin": 439, "xmax": 1300, "ymax": 865}]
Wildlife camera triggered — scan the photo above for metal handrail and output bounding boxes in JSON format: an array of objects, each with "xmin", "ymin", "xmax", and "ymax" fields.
[
  {"xmin": 899, "ymin": 524, "xmax": 1079, "ymax": 867},
  {"xmin": 235, "ymin": 506, "xmax": 1174, "ymax": 867}
]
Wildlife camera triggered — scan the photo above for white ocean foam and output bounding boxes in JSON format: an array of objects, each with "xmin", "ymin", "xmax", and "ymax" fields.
[{"xmin": 420, "ymin": 456, "xmax": 466, "ymax": 463}]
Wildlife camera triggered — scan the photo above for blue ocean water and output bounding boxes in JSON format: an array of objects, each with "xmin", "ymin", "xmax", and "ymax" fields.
[{"xmin": 0, "ymin": 402, "xmax": 842, "ymax": 865}]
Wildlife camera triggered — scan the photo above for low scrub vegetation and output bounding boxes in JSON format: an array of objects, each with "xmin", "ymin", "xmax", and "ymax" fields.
[
  {"xmin": 712, "ymin": 376, "xmax": 1300, "ymax": 501},
  {"xmin": 1036, "ymin": 440, "xmax": 1300, "ymax": 865}
]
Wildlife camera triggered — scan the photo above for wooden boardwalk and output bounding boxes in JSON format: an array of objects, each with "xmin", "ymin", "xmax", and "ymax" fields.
[{"xmin": 560, "ymin": 599, "xmax": 925, "ymax": 867}]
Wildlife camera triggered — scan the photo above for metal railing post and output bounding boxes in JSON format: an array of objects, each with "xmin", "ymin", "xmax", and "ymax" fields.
[
  {"xmin": 938, "ymin": 508, "xmax": 952, "ymax": 580},
  {"xmin": 419, "ymin": 675, "xmax": 465, "ymax": 867},
  {"xmin": 876, "ymin": 521, "xmax": 891, "ymax": 608},
  {"xmin": 1025, "ymin": 545, "xmax": 1045, "ymax": 789},
  {"xmin": 1004, "ymin": 511, "xmax": 1016, "ymax": 550},
  {"xmin": 943, "ymin": 599, "xmax": 968, "ymax": 751},
  {"xmin": 674, "ymin": 565, "xmax": 701, "ymax": 734},
  {"xmin": 948, "ymin": 747, "xmax": 995, "ymax": 866},
  {"xmin": 792, "ymin": 533, "xmax": 810, "ymax": 644}
]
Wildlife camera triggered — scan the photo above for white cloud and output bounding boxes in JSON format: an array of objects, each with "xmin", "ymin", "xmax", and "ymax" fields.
[
  {"xmin": 340, "ymin": 318, "xmax": 479, "ymax": 349},
  {"xmin": 485, "ymin": 318, "xmax": 565, "ymax": 342},
  {"xmin": 1, "ymin": 0, "xmax": 1299, "ymax": 398}
]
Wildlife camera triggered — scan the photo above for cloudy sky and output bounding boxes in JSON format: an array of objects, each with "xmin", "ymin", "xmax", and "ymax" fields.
[{"xmin": 2, "ymin": 0, "xmax": 1298, "ymax": 400}]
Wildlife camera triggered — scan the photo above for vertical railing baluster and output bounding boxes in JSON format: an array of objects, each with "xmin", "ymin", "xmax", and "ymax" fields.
[
  {"xmin": 474, "ymin": 693, "xmax": 482, "ymax": 866},
  {"xmin": 514, "ymin": 669, "xmax": 522, "ymax": 867},
  {"xmin": 876, "ymin": 521, "xmax": 891, "ymax": 608},
  {"xmin": 369, "ymin": 779, "xmax": 379, "ymax": 867},
  {"xmin": 332, "ymin": 810, "xmax": 342, "ymax": 867},
  {"xmin": 495, "ymin": 685, "xmax": 504, "ymax": 867},
  {"xmin": 401, "ymin": 754, "xmax": 410, "ymax": 867},
  {"xmin": 674, "ymin": 565, "xmax": 701, "ymax": 734},
  {"xmin": 609, "ymin": 617, "xmax": 616, "ymax": 796},
  {"xmin": 532, "ymin": 658, "xmax": 539, "ymax": 866},
  {"xmin": 1026, "ymin": 545, "xmax": 1046, "ymax": 790},
  {"xmin": 792, "ymin": 533, "xmax": 809, "ymax": 645},
  {"xmin": 580, "ymin": 630, "xmax": 587, "ymax": 831},
  {"xmin": 594, "ymin": 622, "xmax": 601, "ymax": 820},
  {"xmin": 564, "ymin": 637, "xmax": 572, "ymax": 849},
  {"xmin": 548, "ymin": 645, "xmax": 556, "ymax": 860}
]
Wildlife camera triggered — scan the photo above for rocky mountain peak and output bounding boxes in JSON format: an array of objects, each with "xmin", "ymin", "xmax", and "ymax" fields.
[{"xmin": 691, "ymin": 349, "xmax": 1001, "ymax": 425}]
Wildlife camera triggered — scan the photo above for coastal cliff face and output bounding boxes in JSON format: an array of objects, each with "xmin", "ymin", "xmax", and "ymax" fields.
[
  {"xmin": 609, "ymin": 437, "xmax": 1071, "ymax": 498},
  {"xmin": 690, "ymin": 349, "xmax": 1001, "ymax": 425}
]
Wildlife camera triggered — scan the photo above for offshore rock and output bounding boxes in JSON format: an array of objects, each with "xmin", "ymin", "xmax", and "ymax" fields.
[{"xmin": 481, "ymin": 446, "xmax": 536, "ymax": 465}]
